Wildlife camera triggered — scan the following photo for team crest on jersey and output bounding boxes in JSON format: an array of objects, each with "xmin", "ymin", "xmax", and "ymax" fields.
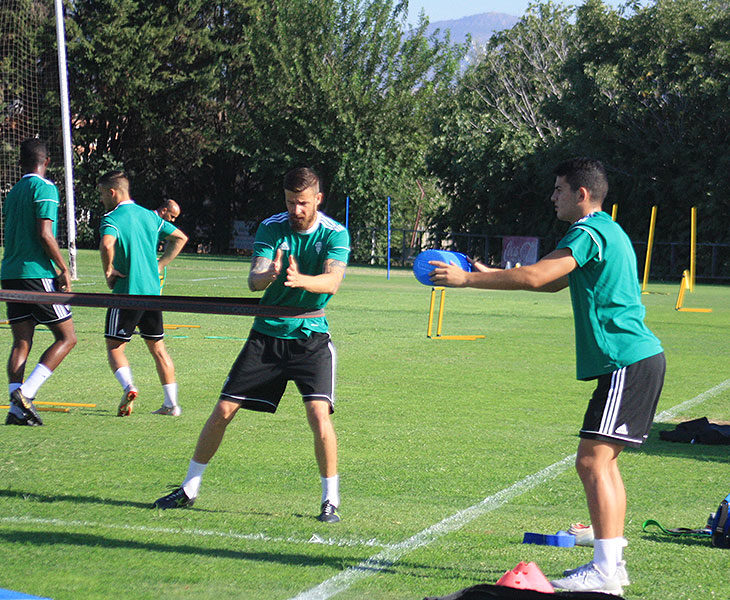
[
  {"xmin": 279, "ymin": 242, "xmax": 290, "ymax": 251},
  {"xmin": 315, "ymin": 242, "xmax": 323, "ymax": 253}
]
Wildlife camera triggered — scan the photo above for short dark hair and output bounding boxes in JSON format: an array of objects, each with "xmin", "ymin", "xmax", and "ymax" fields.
[
  {"xmin": 283, "ymin": 167, "xmax": 320, "ymax": 194},
  {"xmin": 19, "ymin": 138, "xmax": 48, "ymax": 170},
  {"xmin": 553, "ymin": 158, "xmax": 608, "ymax": 203},
  {"xmin": 97, "ymin": 170, "xmax": 130, "ymax": 191}
]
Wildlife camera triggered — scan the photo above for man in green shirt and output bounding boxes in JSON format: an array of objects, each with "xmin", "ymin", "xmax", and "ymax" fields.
[
  {"xmin": 153, "ymin": 167, "xmax": 350, "ymax": 523},
  {"xmin": 1, "ymin": 139, "xmax": 77, "ymax": 426},
  {"xmin": 98, "ymin": 171, "xmax": 188, "ymax": 417},
  {"xmin": 430, "ymin": 158, "xmax": 664, "ymax": 595}
]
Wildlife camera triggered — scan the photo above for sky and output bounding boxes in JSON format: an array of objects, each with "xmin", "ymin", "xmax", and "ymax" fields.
[{"xmin": 406, "ymin": 0, "xmax": 634, "ymax": 25}]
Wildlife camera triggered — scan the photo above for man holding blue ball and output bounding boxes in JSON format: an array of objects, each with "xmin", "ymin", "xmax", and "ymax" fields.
[{"xmin": 430, "ymin": 157, "xmax": 665, "ymax": 596}]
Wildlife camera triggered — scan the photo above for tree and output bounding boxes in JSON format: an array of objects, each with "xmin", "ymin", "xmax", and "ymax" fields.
[{"xmin": 428, "ymin": 2, "xmax": 577, "ymax": 240}]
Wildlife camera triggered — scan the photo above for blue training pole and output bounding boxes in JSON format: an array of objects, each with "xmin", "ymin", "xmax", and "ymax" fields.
[{"xmin": 387, "ymin": 196, "xmax": 391, "ymax": 280}]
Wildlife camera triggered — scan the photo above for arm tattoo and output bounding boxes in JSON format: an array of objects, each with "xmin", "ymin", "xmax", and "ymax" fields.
[
  {"xmin": 250, "ymin": 256, "xmax": 273, "ymax": 274},
  {"xmin": 323, "ymin": 259, "xmax": 347, "ymax": 276}
]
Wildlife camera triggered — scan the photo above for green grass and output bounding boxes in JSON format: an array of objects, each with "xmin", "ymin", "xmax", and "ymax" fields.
[{"xmin": 0, "ymin": 250, "xmax": 728, "ymax": 600}]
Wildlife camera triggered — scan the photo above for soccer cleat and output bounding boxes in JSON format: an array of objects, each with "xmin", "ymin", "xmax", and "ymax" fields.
[
  {"xmin": 10, "ymin": 389, "xmax": 43, "ymax": 425},
  {"xmin": 563, "ymin": 560, "xmax": 630, "ymax": 587},
  {"xmin": 152, "ymin": 486, "xmax": 194, "ymax": 509},
  {"xmin": 151, "ymin": 404, "xmax": 181, "ymax": 416},
  {"xmin": 551, "ymin": 561, "xmax": 623, "ymax": 595},
  {"xmin": 317, "ymin": 500, "xmax": 341, "ymax": 523},
  {"xmin": 117, "ymin": 386, "xmax": 138, "ymax": 417},
  {"xmin": 5, "ymin": 411, "xmax": 42, "ymax": 426},
  {"xmin": 568, "ymin": 522, "xmax": 594, "ymax": 546}
]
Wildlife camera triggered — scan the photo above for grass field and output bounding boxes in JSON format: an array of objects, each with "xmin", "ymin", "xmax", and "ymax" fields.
[{"xmin": 1, "ymin": 249, "xmax": 728, "ymax": 600}]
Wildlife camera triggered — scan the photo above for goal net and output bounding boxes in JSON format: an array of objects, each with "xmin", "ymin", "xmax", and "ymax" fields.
[{"xmin": 1, "ymin": 0, "xmax": 73, "ymax": 264}]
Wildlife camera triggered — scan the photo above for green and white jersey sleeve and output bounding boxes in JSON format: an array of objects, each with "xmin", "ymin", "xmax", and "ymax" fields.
[
  {"xmin": 0, "ymin": 174, "xmax": 60, "ymax": 279},
  {"xmin": 252, "ymin": 212, "xmax": 350, "ymax": 339},
  {"xmin": 557, "ymin": 211, "xmax": 663, "ymax": 380}
]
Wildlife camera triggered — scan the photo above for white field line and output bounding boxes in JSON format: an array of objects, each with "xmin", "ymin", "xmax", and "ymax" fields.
[
  {"xmin": 290, "ymin": 379, "xmax": 730, "ymax": 600},
  {"xmin": 189, "ymin": 276, "xmax": 235, "ymax": 282},
  {"xmin": 654, "ymin": 378, "xmax": 730, "ymax": 422},
  {"xmin": 0, "ymin": 516, "xmax": 396, "ymax": 550}
]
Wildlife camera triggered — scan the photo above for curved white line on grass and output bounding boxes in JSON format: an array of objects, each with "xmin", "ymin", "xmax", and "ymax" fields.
[
  {"xmin": 290, "ymin": 454, "xmax": 577, "ymax": 600},
  {"xmin": 290, "ymin": 379, "xmax": 730, "ymax": 600},
  {"xmin": 654, "ymin": 378, "xmax": 730, "ymax": 422},
  {"xmin": 0, "ymin": 516, "xmax": 395, "ymax": 549}
]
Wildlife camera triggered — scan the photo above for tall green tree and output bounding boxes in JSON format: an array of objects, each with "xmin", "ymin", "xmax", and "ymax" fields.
[
  {"xmin": 233, "ymin": 0, "xmax": 464, "ymax": 236},
  {"xmin": 428, "ymin": 2, "xmax": 576, "ymax": 239}
]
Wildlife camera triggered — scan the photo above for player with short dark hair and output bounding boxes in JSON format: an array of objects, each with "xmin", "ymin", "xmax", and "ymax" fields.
[
  {"xmin": 98, "ymin": 171, "xmax": 188, "ymax": 416},
  {"xmin": 153, "ymin": 166, "xmax": 350, "ymax": 523},
  {"xmin": 430, "ymin": 157, "xmax": 665, "ymax": 595},
  {"xmin": 2, "ymin": 138, "xmax": 77, "ymax": 426}
]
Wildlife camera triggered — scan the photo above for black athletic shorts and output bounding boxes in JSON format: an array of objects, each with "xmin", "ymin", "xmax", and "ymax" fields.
[
  {"xmin": 220, "ymin": 329, "xmax": 336, "ymax": 414},
  {"xmin": 580, "ymin": 352, "xmax": 666, "ymax": 448},
  {"xmin": 2, "ymin": 278, "xmax": 72, "ymax": 325},
  {"xmin": 105, "ymin": 307, "xmax": 164, "ymax": 341}
]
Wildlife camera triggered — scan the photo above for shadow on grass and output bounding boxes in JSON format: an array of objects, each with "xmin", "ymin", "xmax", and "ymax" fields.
[
  {"xmin": 0, "ymin": 529, "xmax": 354, "ymax": 568},
  {"xmin": 0, "ymin": 488, "xmax": 151, "ymax": 510},
  {"xmin": 639, "ymin": 532, "xmax": 713, "ymax": 548},
  {"xmin": 629, "ymin": 425, "xmax": 730, "ymax": 464}
]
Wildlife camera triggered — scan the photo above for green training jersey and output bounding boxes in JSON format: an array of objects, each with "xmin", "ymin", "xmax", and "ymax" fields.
[
  {"xmin": 252, "ymin": 212, "xmax": 350, "ymax": 339},
  {"xmin": 1, "ymin": 174, "xmax": 60, "ymax": 280},
  {"xmin": 556, "ymin": 211, "xmax": 663, "ymax": 380},
  {"xmin": 100, "ymin": 200, "xmax": 177, "ymax": 295}
]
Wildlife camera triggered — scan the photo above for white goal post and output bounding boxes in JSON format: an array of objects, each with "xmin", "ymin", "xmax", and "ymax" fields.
[{"xmin": 54, "ymin": 0, "xmax": 77, "ymax": 280}]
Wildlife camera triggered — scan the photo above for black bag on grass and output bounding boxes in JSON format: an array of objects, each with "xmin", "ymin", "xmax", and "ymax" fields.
[{"xmin": 711, "ymin": 493, "xmax": 730, "ymax": 548}]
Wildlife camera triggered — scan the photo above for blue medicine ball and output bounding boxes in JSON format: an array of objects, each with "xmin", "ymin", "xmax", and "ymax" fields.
[{"xmin": 412, "ymin": 249, "xmax": 471, "ymax": 286}]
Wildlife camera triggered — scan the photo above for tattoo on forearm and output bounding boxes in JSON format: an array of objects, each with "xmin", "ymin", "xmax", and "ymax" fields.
[
  {"xmin": 250, "ymin": 256, "xmax": 273, "ymax": 274},
  {"xmin": 324, "ymin": 259, "xmax": 347, "ymax": 275}
]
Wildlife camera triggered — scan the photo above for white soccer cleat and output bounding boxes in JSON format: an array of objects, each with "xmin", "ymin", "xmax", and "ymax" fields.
[
  {"xmin": 152, "ymin": 404, "xmax": 181, "ymax": 416},
  {"xmin": 551, "ymin": 561, "xmax": 623, "ymax": 595}
]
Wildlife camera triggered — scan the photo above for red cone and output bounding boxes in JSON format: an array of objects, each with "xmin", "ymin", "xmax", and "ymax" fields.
[{"xmin": 496, "ymin": 561, "xmax": 555, "ymax": 594}]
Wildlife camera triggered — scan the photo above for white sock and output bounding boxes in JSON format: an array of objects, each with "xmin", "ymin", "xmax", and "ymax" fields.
[
  {"xmin": 114, "ymin": 366, "xmax": 134, "ymax": 390},
  {"xmin": 182, "ymin": 460, "xmax": 207, "ymax": 499},
  {"xmin": 20, "ymin": 363, "xmax": 52, "ymax": 398},
  {"xmin": 162, "ymin": 383, "xmax": 178, "ymax": 408},
  {"xmin": 593, "ymin": 537, "xmax": 622, "ymax": 576},
  {"xmin": 8, "ymin": 383, "xmax": 24, "ymax": 416},
  {"xmin": 321, "ymin": 475, "xmax": 340, "ymax": 507}
]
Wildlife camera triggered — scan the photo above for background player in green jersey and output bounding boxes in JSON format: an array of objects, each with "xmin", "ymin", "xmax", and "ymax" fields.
[
  {"xmin": 98, "ymin": 171, "xmax": 188, "ymax": 417},
  {"xmin": 430, "ymin": 158, "xmax": 665, "ymax": 595},
  {"xmin": 1, "ymin": 139, "xmax": 77, "ymax": 426},
  {"xmin": 153, "ymin": 167, "xmax": 350, "ymax": 523}
]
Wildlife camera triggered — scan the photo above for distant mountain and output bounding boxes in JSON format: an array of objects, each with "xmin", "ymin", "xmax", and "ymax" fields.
[{"xmin": 424, "ymin": 12, "xmax": 519, "ymax": 48}]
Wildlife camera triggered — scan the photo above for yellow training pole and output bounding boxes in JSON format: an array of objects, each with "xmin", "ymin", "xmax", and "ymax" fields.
[
  {"xmin": 641, "ymin": 205, "xmax": 658, "ymax": 293},
  {"xmin": 675, "ymin": 270, "xmax": 688, "ymax": 310},
  {"xmin": 690, "ymin": 206, "xmax": 697, "ymax": 292},
  {"xmin": 611, "ymin": 203, "xmax": 618, "ymax": 221},
  {"xmin": 427, "ymin": 287, "xmax": 437, "ymax": 338},
  {"xmin": 34, "ymin": 401, "xmax": 97, "ymax": 408},
  {"xmin": 0, "ymin": 405, "xmax": 69, "ymax": 412},
  {"xmin": 436, "ymin": 287, "xmax": 446, "ymax": 338}
]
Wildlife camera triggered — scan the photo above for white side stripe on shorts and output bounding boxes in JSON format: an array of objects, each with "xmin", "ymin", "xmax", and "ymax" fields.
[
  {"xmin": 599, "ymin": 367, "xmax": 625, "ymax": 435},
  {"xmin": 42, "ymin": 278, "xmax": 71, "ymax": 319}
]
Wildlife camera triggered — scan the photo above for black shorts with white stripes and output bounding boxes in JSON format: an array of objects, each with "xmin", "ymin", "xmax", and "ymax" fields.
[
  {"xmin": 1, "ymin": 278, "xmax": 72, "ymax": 325},
  {"xmin": 220, "ymin": 329, "xmax": 336, "ymax": 414},
  {"xmin": 580, "ymin": 352, "xmax": 666, "ymax": 448},
  {"xmin": 105, "ymin": 307, "xmax": 164, "ymax": 341}
]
